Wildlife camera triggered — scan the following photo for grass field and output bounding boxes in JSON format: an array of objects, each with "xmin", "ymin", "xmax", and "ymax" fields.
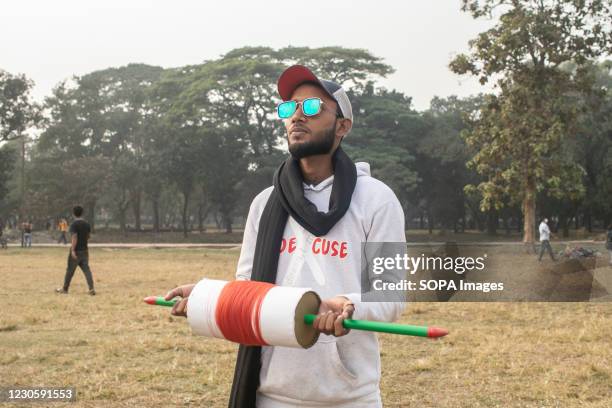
[{"xmin": 1, "ymin": 247, "xmax": 611, "ymax": 407}]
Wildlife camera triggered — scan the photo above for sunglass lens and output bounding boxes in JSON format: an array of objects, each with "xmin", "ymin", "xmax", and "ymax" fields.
[
  {"xmin": 302, "ymin": 98, "xmax": 321, "ymax": 116},
  {"xmin": 278, "ymin": 101, "xmax": 297, "ymax": 119}
]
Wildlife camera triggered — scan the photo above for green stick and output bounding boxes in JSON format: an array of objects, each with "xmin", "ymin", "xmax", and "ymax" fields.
[
  {"xmin": 144, "ymin": 296, "xmax": 448, "ymax": 338},
  {"xmin": 143, "ymin": 296, "xmax": 177, "ymax": 307},
  {"xmin": 303, "ymin": 314, "xmax": 447, "ymax": 338}
]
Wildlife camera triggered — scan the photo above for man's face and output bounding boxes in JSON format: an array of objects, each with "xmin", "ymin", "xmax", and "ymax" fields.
[{"xmin": 284, "ymin": 83, "xmax": 341, "ymax": 159}]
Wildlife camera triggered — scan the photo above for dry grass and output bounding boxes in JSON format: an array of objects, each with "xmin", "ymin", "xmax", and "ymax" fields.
[{"xmin": 0, "ymin": 247, "xmax": 610, "ymax": 407}]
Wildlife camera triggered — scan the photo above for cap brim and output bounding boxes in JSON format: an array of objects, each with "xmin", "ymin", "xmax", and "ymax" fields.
[{"xmin": 277, "ymin": 65, "xmax": 333, "ymax": 101}]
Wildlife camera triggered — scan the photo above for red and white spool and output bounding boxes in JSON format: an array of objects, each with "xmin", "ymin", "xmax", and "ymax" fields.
[{"xmin": 187, "ymin": 279, "xmax": 321, "ymax": 349}]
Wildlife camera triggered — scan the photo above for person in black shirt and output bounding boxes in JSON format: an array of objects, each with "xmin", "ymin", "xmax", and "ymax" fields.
[{"xmin": 56, "ymin": 205, "xmax": 96, "ymax": 295}]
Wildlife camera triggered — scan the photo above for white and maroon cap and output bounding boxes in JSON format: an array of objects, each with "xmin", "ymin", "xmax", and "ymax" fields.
[{"xmin": 277, "ymin": 65, "xmax": 353, "ymax": 123}]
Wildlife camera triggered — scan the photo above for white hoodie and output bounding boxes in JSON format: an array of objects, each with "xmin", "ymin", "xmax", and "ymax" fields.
[
  {"xmin": 236, "ymin": 162, "xmax": 406, "ymax": 408},
  {"xmin": 539, "ymin": 221, "xmax": 550, "ymax": 241}
]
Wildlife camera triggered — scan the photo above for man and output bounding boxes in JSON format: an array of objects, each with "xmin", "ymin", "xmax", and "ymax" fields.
[
  {"xmin": 165, "ymin": 65, "xmax": 406, "ymax": 407},
  {"xmin": 23, "ymin": 220, "xmax": 33, "ymax": 248},
  {"xmin": 538, "ymin": 218, "xmax": 556, "ymax": 261},
  {"xmin": 57, "ymin": 218, "xmax": 68, "ymax": 244},
  {"xmin": 56, "ymin": 206, "xmax": 96, "ymax": 295}
]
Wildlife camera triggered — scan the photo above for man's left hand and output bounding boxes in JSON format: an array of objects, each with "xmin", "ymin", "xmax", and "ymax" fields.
[{"xmin": 313, "ymin": 296, "xmax": 355, "ymax": 337}]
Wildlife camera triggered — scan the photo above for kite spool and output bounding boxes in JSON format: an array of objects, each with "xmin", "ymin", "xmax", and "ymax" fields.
[
  {"xmin": 145, "ymin": 281, "xmax": 449, "ymax": 342},
  {"xmin": 186, "ymin": 279, "xmax": 321, "ymax": 349}
]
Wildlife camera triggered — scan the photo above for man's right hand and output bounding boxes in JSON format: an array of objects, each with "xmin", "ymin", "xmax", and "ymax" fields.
[{"xmin": 164, "ymin": 284, "xmax": 196, "ymax": 317}]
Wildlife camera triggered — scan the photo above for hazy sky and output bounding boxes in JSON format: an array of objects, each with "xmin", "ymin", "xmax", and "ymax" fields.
[{"xmin": 2, "ymin": 1, "xmax": 497, "ymax": 111}]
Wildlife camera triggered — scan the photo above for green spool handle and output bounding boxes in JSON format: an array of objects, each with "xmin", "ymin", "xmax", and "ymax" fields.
[
  {"xmin": 303, "ymin": 314, "xmax": 448, "ymax": 338},
  {"xmin": 144, "ymin": 296, "xmax": 448, "ymax": 338},
  {"xmin": 144, "ymin": 296, "xmax": 177, "ymax": 307}
]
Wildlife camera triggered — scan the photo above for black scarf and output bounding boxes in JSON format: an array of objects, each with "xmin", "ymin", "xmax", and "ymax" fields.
[{"xmin": 228, "ymin": 147, "xmax": 357, "ymax": 408}]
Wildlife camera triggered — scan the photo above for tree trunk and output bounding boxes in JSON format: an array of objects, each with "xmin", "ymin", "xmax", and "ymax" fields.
[
  {"xmin": 222, "ymin": 210, "xmax": 233, "ymax": 234},
  {"xmin": 467, "ymin": 203, "xmax": 485, "ymax": 231},
  {"xmin": 522, "ymin": 179, "xmax": 536, "ymax": 253},
  {"xmin": 152, "ymin": 199, "xmax": 160, "ymax": 233},
  {"xmin": 19, "ymin": 134, "xmax": 26, "ymax": 220},
  {"xmin": 502, "ymin": 211, "xmax": 510, "ymax": 235},
  {"xmin": 585, "ymin": 209, "xmax": 592, "ymax": 232},
  {"xmin": 86, "ymin": 202, "xmax": 96, "ymax": 232},
  {"xmin": 487, "ymin": 209, "xmax": 498, "ymax": 236},
  {"xmin": 198, "ymin": 203, "xmax": 211, "ymax": 233},
  {"xmin": 132, "ymin": 191, "xmax": 141, "ymax": 231},
  {"xmin": 214, "ymin": 212, "xmax": 222, "ymax": 229},
  {"xmin": 198, "ymin": 204, "xmax": 204, "ymax": 233},
  {"xmin": 118, "ymin": 188, "xmax": 130, "ymax": 236},
  {"xmin": 574, "ymin": 215, "xmax": 579, "ymax": 230},
  {"xmin": 118, "ymin": 209, "xmax": 127, "ymax": 235},
  {"xmin": 181, "ymin": 191, "xmax": 190, "ymax": 238},
  {"xmin": 560, "ymin": 214, "xmax": 570, "ymax": 238}
]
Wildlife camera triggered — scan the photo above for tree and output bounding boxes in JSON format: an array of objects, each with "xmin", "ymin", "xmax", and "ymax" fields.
[
  {"xmin": 38, "ymin": 76, "xmax": 110, "ymax": 226},
  {"xmin": 202, "ymin": 127, "xmax": 247, "ymax": 233},
  {"xmin": 96, "ymin": 64, "xmax": 165, "ymax": 230},
  {"xmin": 27, "ymin": 153, "xmax": 112, "ymax": 226},
  {"xmin": 39, "ymin": 64, "xmax": 164, "ymax": 229},
  {"xmin": 162, "ymin": 127, "xmax": 203, "ymax": 237},
  {"xmin": 1, "ymin": 70, "xmax": 40, "ymax": 221},
  {"xmin": 344, "ymin": 85, "xmax": 420, "ymax": 225},
  {"xmin": 279, "ymin": 46, "xmax": 394, "ymax": 91},
  {"xmin": 0, "ymin": 70, "xmax": 39, "ymax": 142},
  {"xmin": 450, "ymin": 0, "xmax": 612, "ymax": 243},
  {"xmin": 0, "ymin": 143, "xmax": 17, "ymax": 214},
  {"xmin": 140, "ymin": 117, "xmax": 169, "ymax": 233},
  {"xmin": 419, "ymin": 95, "xmax": 485, "ymax": 233},
  {"xmin": 572, "ymin": 61, "xmax": 612, "ymax": 231}
]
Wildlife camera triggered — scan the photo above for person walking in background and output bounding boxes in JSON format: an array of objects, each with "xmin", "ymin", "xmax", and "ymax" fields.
[
  {"xmin": 606, "ymin": 224, "xmax": 612, "ymax": 266},
  {"xmin": 57, "ymin": 218, "xmax": 68, "ymax": 244},
  {"xmin": 0, "ymin": 219, "xmax": 7, "ymax": 249},
  {"xmin": 56, "ymin": 206, "xmax": 96, "ymax": 295},
  {"xmin": 23, "ymin": 221, "xmax": 33, "ymax": 248},
  {"xmin": 538, "ymin": 218, "xmax": 556, "ymax": 261}
]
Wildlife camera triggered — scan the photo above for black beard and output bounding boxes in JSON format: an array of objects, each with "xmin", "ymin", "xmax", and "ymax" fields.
[{"xmin": 288, "ymin": 122, "xmax": 336, "ymax": 159}]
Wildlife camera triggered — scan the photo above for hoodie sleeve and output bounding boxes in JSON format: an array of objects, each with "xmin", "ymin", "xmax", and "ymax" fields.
[{"xmin": 341, "ymin": 196, "xmax": 408, "ymax": 322}]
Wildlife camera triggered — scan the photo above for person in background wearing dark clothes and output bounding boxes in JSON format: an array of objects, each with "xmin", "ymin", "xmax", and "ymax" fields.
[
  {"xmin": 0, "ymin": 219, "xmax": 7, "ymax": 249},
  {"xmin": 56, "ymin": 206, "xmax": 96, "ymax": 295},
  {"xmin": 23, "ymin": 221, "xmax": 33, "ymax": 248}
]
